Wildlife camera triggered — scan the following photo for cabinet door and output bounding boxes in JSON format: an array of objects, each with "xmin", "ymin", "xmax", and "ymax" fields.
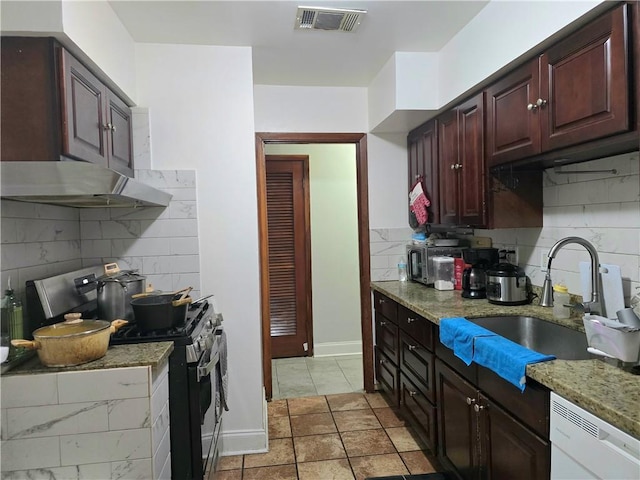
[
  {"xmin": 106, "ymin": 93, "xmax": 133, "ymax": 176},
  {"xmin": 60, "ymin": 49, "xmax": 108, "ymax": 167},
  {"xmin": 376, "ymin": 347, "xmax": 400, "ymax": 407},
  {"xmin": 373, "ymin": 292, "xmax": 397, "ymax": 324},
  {"xmin": 435, "ymin": 359, "xmax": 480, "ymax": 480},
  {"xmin": 485, "ymin": 60, "xmax": 540, "ymax": 167},
  {"xmin": 438, "ymin": 109, "xmax": 459, "ymax": 224},
  {"xmin": 481, "ymin": 393, "xmax": 550, "ymax": 480},
  {"xmin": 400, "ymin": 331, "xmax": 435, "ymax": 403},
  {"xmin": 457, "ymin": 93, "xmax": 486, "ymax": 227},
  {"xmin": 540, "ymin": 4, "xmax": 630, "ymax": 152},
  {"xmin": 400, "ymin": 372, "xmax": 437, "ymax": 452},
  {"xmin": 376, "ymin": 312, "xmax": 400, "ymax": 366}
]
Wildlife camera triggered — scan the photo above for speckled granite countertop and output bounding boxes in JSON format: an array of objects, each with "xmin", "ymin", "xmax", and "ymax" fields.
[
  {"xmin": 372, "ymin": 281, "xmax": 640, "ymax": 440},
  {"xmin": 3, "ymin": 342, "xmax": 174, "ymax": 376}
]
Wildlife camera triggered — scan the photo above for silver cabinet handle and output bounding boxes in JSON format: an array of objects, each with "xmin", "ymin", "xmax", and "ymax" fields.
[
  {"xmin": 103, "ymin": 123, "xmax": 113, "ymax": 130},
  {"xmin": 536, "ymin": 98, "xmax": 547, "ymax": 108},
  {"xmin": 111, "ymin": 124, "xmax": 117, "ymax": 132},
  {"xmin": 466, "ymin": 397, "xmax": 476, "ymax": 405},
  {"xmin": 379, "ymin": 359, "xmax": 386, "ymax": 365},
  {"xmin": 408, "ymin": 344, "xmax": 417, "ymax": 351},
  {"xmin": 407, "ymin": 317, "xmax": 415, "ymax": 324},
  {"xmin": 379, "ymin": 321, "xmax": 387, "ymax": 327},
  {"xmin": 456, "ymin": 163, "xmax": 462, "ymax": 169},
  {"xmin": 474, "ymin": 404, "xmax": 485, "ymax": 412},
  {"xmin": 379, "ymin": 298, "xmax": 386, "ymax": 305},
  {"xmin": 409, "ymin": 390, "xmax": 418, "ymax": 397},
  {"xmin": 527, "ymin": 103, "xmax": 538, "ymax": 111}
]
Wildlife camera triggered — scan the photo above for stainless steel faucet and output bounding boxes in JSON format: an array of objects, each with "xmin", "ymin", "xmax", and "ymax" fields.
[{"xmin": 540, "ymin": 236, "xmax": 602, "ymax": 315}]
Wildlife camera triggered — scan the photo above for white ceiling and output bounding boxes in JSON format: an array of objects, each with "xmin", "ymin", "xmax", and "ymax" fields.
[{"xmin": 108, "ymin": 0, "xmax": 489, "ymax": 87}]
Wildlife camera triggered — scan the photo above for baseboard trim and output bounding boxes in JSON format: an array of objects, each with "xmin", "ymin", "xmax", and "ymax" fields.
[
  {"xmin": 314, "ymin": 341, "xmax": 362, "ymax": 357},
  {"xmin": 218, "ymin": 393, "xmax": 268, "ymax": 456}
]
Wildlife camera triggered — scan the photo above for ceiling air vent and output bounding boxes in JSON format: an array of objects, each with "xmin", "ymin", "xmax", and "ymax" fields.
[{"xmin": 295, "ymin": 6, "xmax": 366, "ymax": 32}]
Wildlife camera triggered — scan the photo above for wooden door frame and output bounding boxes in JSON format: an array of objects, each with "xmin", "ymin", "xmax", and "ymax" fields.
[{"xmin": 256, "ymin": 132, "xmax": 373, "ymax": 400}]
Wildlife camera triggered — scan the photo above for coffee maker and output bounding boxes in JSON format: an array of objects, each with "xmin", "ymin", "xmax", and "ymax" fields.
[{"xmin": 461, "ymin": 248, "xmax": 499, "ymax": 299}]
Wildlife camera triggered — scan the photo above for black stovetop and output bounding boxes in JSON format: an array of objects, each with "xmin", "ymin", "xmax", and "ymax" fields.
[{"xmin": 110, "ymin": 300, "xmax": 211, "ymax": 347}]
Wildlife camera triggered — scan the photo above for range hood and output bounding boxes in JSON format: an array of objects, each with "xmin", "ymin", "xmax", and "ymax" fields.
[{"xmin": 1, "ymin": 161, "xmax": 172, "ymax": 208}]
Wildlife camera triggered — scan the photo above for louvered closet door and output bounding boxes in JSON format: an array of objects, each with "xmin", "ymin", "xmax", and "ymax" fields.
[{"xmin": 266, "ymin": 156, "xmax": 311, "ymax": 358}]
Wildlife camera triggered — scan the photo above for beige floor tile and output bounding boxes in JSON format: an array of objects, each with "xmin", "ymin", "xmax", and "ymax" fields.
[
  {"xmin": 333, "ymin": 408, "xmax": 382, "ymax": 432},
  {"xmin": 349, "ymin": 453, "xmax": 410, "ymax": 480},
  {"xmin": 269, "ymin": 416, "xmax": 292, "ymax": 439},
  {"xmin": 298, "ymin": 458, "xmax": 355, "ymax": 480},
  {"xmin": 288, "ymin": 395, "xmax": 330, "ymax": 415},
  {"xmin": 216, "ymin": 455, "xmax": 243, "ymax": 471},
  {"xmin": 243, "ymin": 464, "xmax": 298, "ymax": 480},
  {"xmin": 400, "ymin": 450, "xmax": 437, "ymax": 474},
  {"xmin": 243, "ymin": 438, "xmax": 295, "ymax": 468},
  {"xmin": 268, "ymin": 399, "xmax": 289, "ymax": 418},
  {"xmin": 364, "ymin": 392, "xmax": 392, "ymax": 409},
  {"xmin": 326, "ymin": 392, "xmax": 370, "ymax": 411},
  {"xmin": 340, "ymin": 429, "xmax": 396, "ymax": 457},
  {"xmin": 385, "ymin": 426, "xmax": 426, "ymax": 452},
  {"xmin": 373, "ymin": 407, "xmax": 406, "ymax": 428},
  {"xmin": 210, "ymin": 469, "xmax": 242, "ymax": 480},
  {"xmin": 294, "ymin": 433, "xmax": 346, "ymax": 462},
  {"xmin": 290, "ymin": 412, "xmax": 338, "ymax": 436}
]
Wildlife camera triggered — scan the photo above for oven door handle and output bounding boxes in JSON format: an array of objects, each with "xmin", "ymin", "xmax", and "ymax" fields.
[{"xmin": 197, "ymin": 351, "xmax": 219, "ymax": 382}]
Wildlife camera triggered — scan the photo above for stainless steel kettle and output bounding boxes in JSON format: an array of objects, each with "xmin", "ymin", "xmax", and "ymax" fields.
[{"xmin": 96, "ymin": 264, "xmax": 146, "ymax": 321}]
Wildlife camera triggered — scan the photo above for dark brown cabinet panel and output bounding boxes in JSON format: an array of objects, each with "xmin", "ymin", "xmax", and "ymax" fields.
[
  {"xmin": 400, "ymin": 331, "xmax": 435, "ymax": 403},
  {"xmin": 398, "ymin": 305, "xmax": 433, "ymax": 350},
  {"xmin": 376, "ymin": 312, "xmax": 400, "ymax": 366},
  {"xmin": 437, "ymin": 109, "xmax": 459, "ymax": 225},
  {"xmin": 438, "ymin": 93, "xmax": 486, "ymax": 226},
  {"xmin": 376, "ymin": 347, "xmax": 399, "ymax": 407},
  {"xmin": 540, "ymin": 4, "xmax": 630, "ymax": 152},
  {"xmin": 400, "ymin": 372, "xmax": 437, "ymax": 451},
  {"xmin": 436, "ymin": 359, "xmax": 479, "ymax": 480},
  {"xmin": 2, "ymin": 37, "xmax": 133, "ymax": 176},
  {"xmin": 408, "ymin": 120, "xmax": 440, "ymax": 225},
  {"xmin": 482, "ymin": 393, "xmax": 550, "ymax": 480},
  {"xmin": 486, "ymin": 4, "xmax": 631, "ymax": 167},
  {"xmin": 485, "ymin": 61, "xmax": 540, "ymax": 167},
  {"xmin": 373, "ymin": 292, "xmax": 397, "ymax": 324}
]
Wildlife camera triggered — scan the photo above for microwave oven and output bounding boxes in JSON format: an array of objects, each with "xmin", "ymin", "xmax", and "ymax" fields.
[{"xmin": 406, "ymin": 244, "xmax": 465, "ymax": 285}]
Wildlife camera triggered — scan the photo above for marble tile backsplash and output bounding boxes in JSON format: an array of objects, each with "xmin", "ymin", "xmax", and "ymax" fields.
[
  {"xmin": 0, "ymin": 169, "xmax": 202, "ymax": 315},
  {"xmin": 370, "ymin": 227, "xmax": 414, "ymax": 281},
  {"xmin": 477, "ymin": 151, "xmax": 640, "ymax": 304}
]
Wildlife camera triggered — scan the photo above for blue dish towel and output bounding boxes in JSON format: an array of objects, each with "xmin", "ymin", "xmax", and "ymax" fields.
[
  {"xmin": 473, "ymin": 335, "xmax": 556, "ymax": 392},
  {"xmin": 439, "ymin": 317, "xmax": 497, "ymax": 365}
]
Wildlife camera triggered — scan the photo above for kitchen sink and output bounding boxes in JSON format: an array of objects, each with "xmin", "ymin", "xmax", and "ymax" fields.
[{"xmin": 466, "ymin": 316, "xmax": 593, "ymax": 360}]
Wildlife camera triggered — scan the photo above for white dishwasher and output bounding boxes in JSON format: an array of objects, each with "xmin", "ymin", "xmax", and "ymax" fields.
[{"xmin": 550, "ymin": 392, "xmax": 640, "ymax": 479}]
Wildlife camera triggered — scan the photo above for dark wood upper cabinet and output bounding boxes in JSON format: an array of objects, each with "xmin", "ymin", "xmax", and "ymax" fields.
[
  {"xmin": 407, "ymin": 120, "xmax": 440, "ymax": 225},
  {"xmin": 2, "ymin": 37, "xmax": 133, "ymax": 176},
  {"xmin": 438, "ymin": 93, "xmax": 486, "ymax": 227},
  {"xmin": 486, "ymin": 3, "xmax": 632, "ymax": 167}
]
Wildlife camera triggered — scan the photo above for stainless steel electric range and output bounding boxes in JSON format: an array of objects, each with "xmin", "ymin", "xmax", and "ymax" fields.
[{"xmin": 25, "ymin": 266, "xmax": 228, "ymax": 480}]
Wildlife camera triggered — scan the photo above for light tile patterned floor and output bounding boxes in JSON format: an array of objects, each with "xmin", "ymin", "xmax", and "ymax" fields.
[
  {"xmin": 210, "ymin": 392, "xmax": 441, "ymax": 480},
  {"xmin": 272, "ymin": 355, "xmax": 365, "ymax": 400}
]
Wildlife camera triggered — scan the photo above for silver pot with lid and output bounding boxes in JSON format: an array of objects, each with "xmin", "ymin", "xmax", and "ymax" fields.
[
  {"xmin": 486, "ymin": 263, "xmax": 533, "ymax": 306},
  {"xmin": 96, "ymin": 263, "xmax": 146, "ymax": 321}
]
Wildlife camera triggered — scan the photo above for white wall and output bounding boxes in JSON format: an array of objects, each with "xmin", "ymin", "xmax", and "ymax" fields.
[
  {"xmin": 264, "ymin": 144, "xmax": 362, "ymax": 356},
  {"xmin": 135, "ymin": 43, "xmax": 265, "ymax": 454}
]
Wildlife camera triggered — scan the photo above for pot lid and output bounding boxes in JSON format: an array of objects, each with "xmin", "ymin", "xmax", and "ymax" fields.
[
  {"xmin": 487, "ymin": 262, "xmax": 525, "ymax": 277},
  {"xmin": 34, "ymin": 319, "xmax": 110, "ymax": 338},
  {"xmin": 97, "ymin": 270, "xmax": 145, "ymax": 283}
]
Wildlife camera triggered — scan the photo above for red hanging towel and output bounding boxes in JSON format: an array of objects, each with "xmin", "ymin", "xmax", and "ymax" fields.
[{"xmin": 409, "ymin": 177, "xmax": 431, "ymax": 225}]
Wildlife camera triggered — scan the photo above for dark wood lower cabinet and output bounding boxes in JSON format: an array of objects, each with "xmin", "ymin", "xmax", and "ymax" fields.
[
  {"xmin": 400, "ymin": 373, "xmax": 437, "ymax": 452},
  {"xmin": 375, "ymin": 347, "xmax": 399, "ymax": 407},
  {"xmin": 436, "ymin": 359, "xmax": 479, "ymax": 480},
  {"xmin": 482, "ymin": 393, "xmax": 550, "ymax": 480},
  {"xmin": 435, "ymin": 358, "xmax": 550, "ymax": 480}
]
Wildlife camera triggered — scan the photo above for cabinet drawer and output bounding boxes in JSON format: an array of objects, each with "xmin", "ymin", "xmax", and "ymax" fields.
[
  {"xmin": 375, "ymin": 312, "xmax": 399, "ymax": 365},
  {"xmin": 400, "ymin": 373, "xmax": 437, "ymax": 452},
  {"xmin": 478, "ymin": 366, "xmax": 550, "ymax": 438},
  {"xmin": 400, "ymin": 331, "xmax": 435, "ymax": 403},
  {"xmin": 376, "ymin": 347, "xmax": 399, "ymax": 407},
  {"xmin": 373, "ymin": 291, "xmax": 397, "ymax": 324},
  {"xmin": 398, "ymin": 305, "xmax": 433, "ymax": 349}
]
